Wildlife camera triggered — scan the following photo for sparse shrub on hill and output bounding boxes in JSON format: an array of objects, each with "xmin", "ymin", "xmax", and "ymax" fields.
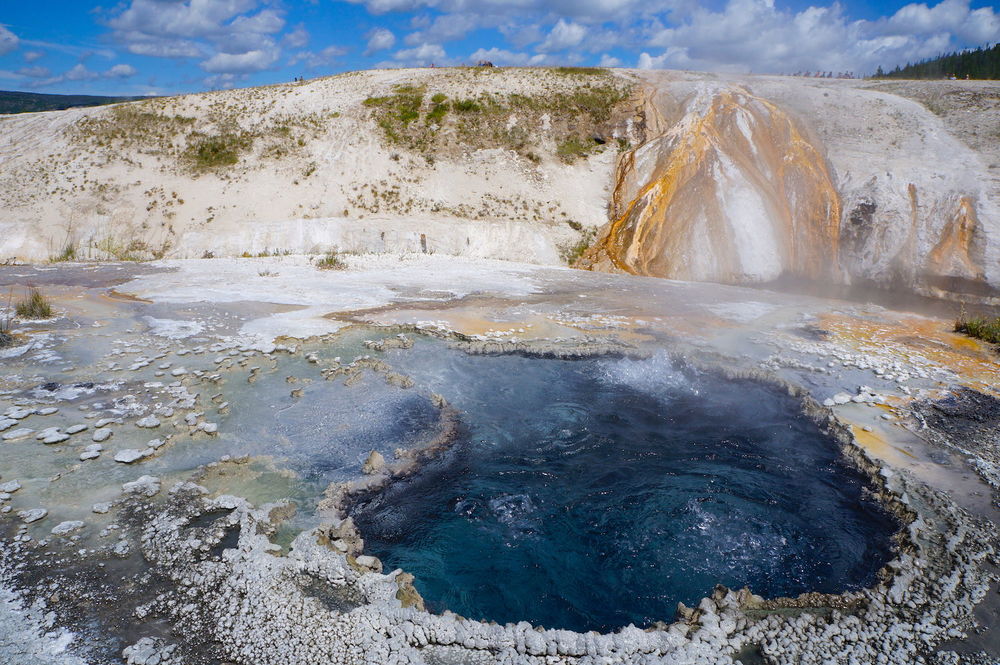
[
  {"xmin": 316, "ymin": 251, "xmax": 348, "ymax": 270},
  {"xmin": 75, "ymin": 105, "xmax": 196, "ymax": 156},
  {"xmin": 560, "ymin": 228, "xmax": 597, "ymax": 265},
  {"xmin": 73, "ymin": 99, "xmax": 333, "ymax": 173},
  {"xmin": 186, "ymin": 132, "xmax": 253, "ymax": 169},
  {"xmin": 553, "ymin": 67, "xmax": 606, "ymax": 76},
  {"xmin": 557, "ymin": 137, "xmax": 599, "ymax": 163},
  {"xmin": 452, "ymin": 98, "xmax": 482, "ymax": 113},
  {"xmin": 361, "ymin": 72, "xmax": 632, "ymax": 165}
]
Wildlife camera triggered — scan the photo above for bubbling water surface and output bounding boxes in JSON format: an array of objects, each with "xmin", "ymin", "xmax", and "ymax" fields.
[{"xmin": 352, "ymin": 350, "xmax": 898, "ymax": 633}]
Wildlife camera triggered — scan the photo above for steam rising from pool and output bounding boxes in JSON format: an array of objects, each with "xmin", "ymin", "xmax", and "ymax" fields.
[{"xmin": 352, "ymin": 350, "xmax": 897, "ymax": 633}]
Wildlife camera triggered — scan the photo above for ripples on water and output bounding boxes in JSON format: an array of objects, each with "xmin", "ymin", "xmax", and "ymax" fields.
[{"xmin": 353, "ymin": 350, "xmax": 898, "ymax": 633}]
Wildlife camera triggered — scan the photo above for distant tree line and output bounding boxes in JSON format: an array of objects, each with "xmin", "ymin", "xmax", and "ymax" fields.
[
  {"xmin": 0, "ymin": 90, "xmax": 147, "ymax": 115},
  {"xmin": 873, "ymin": 44, "xmax": 1000, "ymax": 80}
]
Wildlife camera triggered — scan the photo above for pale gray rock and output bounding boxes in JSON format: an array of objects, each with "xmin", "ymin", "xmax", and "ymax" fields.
[
  {"xmin": 355, "ymin": 555, "xmax": 383, "ymax": 573},
  {"xmin": 122, "ymin": 475, "xmax": 160, "ymax": 497},
  {"xmin": 123, "ymin": 636, "xmax": 180, "ymax": 665},
  {"xmin": 0, "ymin": 480, "xmax": 21, "ymax": 493},
  {"xmin": 92, "ymin": 427, "xmax": 112, "ymax": 442},
  {"xmin": 832, "ymin": 392, "xmax": 852, "ymax": 405},
  {"xmin": 18, "ymin": 508, "xmax": 47, "ymax": 523},
  {"xmin": 92, "ymin": 502, "xmax": 112, "ymax": 514},
  {"xmin": 136, "ymin": 415, "xmax": 160, "ymax": 429},
  {"xmin": 2, "ymin": 428, "xmax": 34, "ymax": 441},
  {"xmin": 362, "ymin": 450, "xmax": 386, "ymax": 475},
  {"xmin": 66, "ymin": 424, "xmax": 88, "ymax": 434},
  {"xmin": 115, "ymin": 449, "xmax": 149, "ymax": 464},
  {"xmin": 51, "ymin": 520, "xmax": 85, "ymax": 535}
]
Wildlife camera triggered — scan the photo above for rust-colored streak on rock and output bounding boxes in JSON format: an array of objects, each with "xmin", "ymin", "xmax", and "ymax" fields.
[
  {"xmin": 927, "ymin": 196, "xmax": 985, "ymax": 281},
  {"xmin": 581, "ymin": 87, "xmax": 842, "ymax": 284}
]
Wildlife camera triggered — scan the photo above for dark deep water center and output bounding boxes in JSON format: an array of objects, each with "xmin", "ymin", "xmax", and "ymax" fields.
[{"xmin": 352, "ymin": 351, "xmax": 899, "ymax": 633}]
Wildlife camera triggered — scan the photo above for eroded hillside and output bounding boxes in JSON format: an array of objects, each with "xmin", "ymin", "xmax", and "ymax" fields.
[{"xmin": 0, "ymin": 67, "xmax": 640, "ymax": 263}]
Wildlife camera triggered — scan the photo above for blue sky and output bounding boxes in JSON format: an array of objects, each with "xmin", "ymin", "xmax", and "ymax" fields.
[{"xmin": 1, "ymin": 0, "xmax": 998, "ymax": 96}]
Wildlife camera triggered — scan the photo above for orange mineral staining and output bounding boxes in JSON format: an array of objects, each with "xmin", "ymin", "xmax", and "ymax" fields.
[{"xmin": 580, "ymin": 86, "xmax": 841, "ymax": 285}]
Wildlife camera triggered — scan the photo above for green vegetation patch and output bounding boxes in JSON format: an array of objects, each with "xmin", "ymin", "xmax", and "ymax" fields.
[
  {"xmin": 74, "ymin": 100, "xmax": 334, "ymax": 173},
  {"xmin": 426, "ymin": 93, "xmax": 449, "ymax": 125},
  {"xmin": 556, "ymin": 137, "xmax": 600, "ymax": 163},
  {"xmin": 955, "ymin": 313, "xmax": 1000, "ymax": 345},
  {"xmin": 363, "ymin": 73, "xmax": 632, "ymax": 163},
  {"xmin": 552, "ymin": 67, "xmax": 606, "ymax": 76},
  {"xmin": 16, "ymin": 288, "xmax": 54, "ymax": 319},
  {"xmin": 560, "ymin": 228, "xmax": 597, "ymax": 265},
  {"xmin": 50, "ymin": 243, "xmax": 77, "ymax": 263},
  {"xmin": 75, "ymin": 105, "xmax": 196, "ymax": 155},
  {"xmin": 186, "ymin": 131, "xmax": 253, "ymax": 169},
  {"xmin": 316, "ymin": 251, "xmax": 348, "ymax": 270}
]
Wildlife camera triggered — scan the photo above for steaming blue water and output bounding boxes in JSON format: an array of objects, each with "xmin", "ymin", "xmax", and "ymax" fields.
[{"xmin": 352, "ymin": 351, "xmax": 898, "ymax": 633}]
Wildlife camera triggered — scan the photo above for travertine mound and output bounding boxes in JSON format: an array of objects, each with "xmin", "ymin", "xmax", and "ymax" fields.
[{"xmin": 580, "ymin": 72, "xmax": 1000, "ymax": 303}]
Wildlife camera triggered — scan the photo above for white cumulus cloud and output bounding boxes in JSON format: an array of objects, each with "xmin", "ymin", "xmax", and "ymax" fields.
[
  {"xmin": 17, "ymin": 66, "xmax": 51, "ymax": 79},
  {"xmin": 393, "ymin": 42, "xmax": 448, "ymax": 66},
  {"xmin": 284, "ymin": 25, "xmax": 310, "ymax": 48},
  {"xmin": 345, "ymin": 0, "xmax": 680, "ymax": 22},
  {"xmin": 468, "ymin": 47, "xmax": 552, "ymax": 66},
  {"xmin": 641, "ymin": 0, "xmax": 1000, "ymax": 75},
  {"xmin": 105, "ymin": 63, "xmax": 138, "ymax": 78},
  {"xmin": 201, "ymin": 48, "xmax": 280, "ymax": 74},
  {"xmin": 365, "ymin": 28, "xmax": 396, "ymax": 55},
  {"xmin": 404, "ymin": 13, "xmax": 479, "ymax": 46},
  {"xmin": 289, "ymin": 45, "xmax": 349, "ymax": 68},
  {"xmin": 0, "ymin": 25, "xmax": 19, "ymax": 56},
  {"xmin": 538, "ymin": 19, "xmax": 588, "ymax": 52},
  {"xmin": 105, "ymin": 0, "xmax": 288, "ymax": 75},
  {"xmin": 65, "ymin": 63, "xmax": 98, "ymax": 81}
]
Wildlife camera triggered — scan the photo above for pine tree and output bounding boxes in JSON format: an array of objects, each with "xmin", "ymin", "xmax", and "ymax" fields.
[{"xmin": 872, "ymin": 43, "xmax": 1000, "ymax": 79}]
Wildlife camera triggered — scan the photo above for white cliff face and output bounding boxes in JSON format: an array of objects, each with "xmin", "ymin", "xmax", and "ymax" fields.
[{"xmin": 583, "ymin": 72, "xmax": 1000, "ymax": 304}]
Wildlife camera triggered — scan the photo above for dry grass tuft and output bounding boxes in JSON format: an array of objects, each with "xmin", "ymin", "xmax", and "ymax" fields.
[{"xmin": 15, "ymin": 287, "xmax": 54, "ymax": 319}]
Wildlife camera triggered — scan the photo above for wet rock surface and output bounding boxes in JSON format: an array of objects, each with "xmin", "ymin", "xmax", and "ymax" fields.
[
  {"xmin": 0, "ymin": 258, "xmax": 997, "ymax": 664},
  {"xmin": 916, "ymin": 388, "xmax": 1000, "ymax": 495}
]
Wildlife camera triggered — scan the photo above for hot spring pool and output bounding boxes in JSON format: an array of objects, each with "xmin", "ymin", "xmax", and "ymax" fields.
[{"xmin": 351, "ymin": 350, "xmax": 898, "ymax": 633}]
